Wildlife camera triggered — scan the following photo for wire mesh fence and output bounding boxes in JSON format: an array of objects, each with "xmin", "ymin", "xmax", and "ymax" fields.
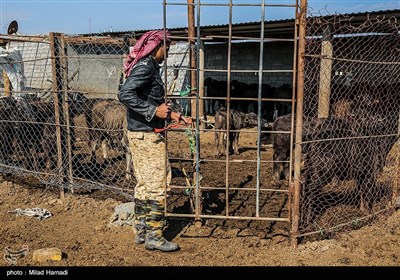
[
  {"xmin": 0, "ymin": 1, "xmax": 399, "ymax": 245},
  {"xmin": 1, "ymin": 34, "xmax": 131, "ymax": 199},
  {"xmin": 298, "ymin": 11, "xmax": 400, "ymax": 237},
  {"xmin": 0, "ymin": 33, "xmax": 195, "ymax": 202}
]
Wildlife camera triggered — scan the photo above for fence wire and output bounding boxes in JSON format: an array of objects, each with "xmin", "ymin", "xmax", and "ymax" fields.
[
  {"xmin": 299, "ymin": 12, "xmax": 400, "ymax": 237},
  {"xmin": 1, "ymin": 7, "xmax": 399, "ymax": 244},
  {"xmin": 0, "ymin": 34, "xmax": 195, "ymax": 203}
]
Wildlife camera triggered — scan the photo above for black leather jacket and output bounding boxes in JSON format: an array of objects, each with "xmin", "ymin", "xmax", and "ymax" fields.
[{"xmin": 118, "ymin": 56, "xmax": 165, "ymax": 131}]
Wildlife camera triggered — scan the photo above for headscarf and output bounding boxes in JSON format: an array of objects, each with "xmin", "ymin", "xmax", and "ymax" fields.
[{"xmin": 123, "ymin": 29, "xmax": 171, "ymax": 77}]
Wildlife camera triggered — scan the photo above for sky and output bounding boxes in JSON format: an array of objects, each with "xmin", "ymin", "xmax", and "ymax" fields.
[{"xmin": 0, "ymin": 0, "xmax": 399, "ymax": 35}]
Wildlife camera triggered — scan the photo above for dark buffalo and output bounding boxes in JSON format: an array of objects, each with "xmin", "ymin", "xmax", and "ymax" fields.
[
  {"xmin": 301, "ymin": 89, "xmax": 400, "ymax": 225},
  {"xmin": 214, "ymin": 107, "xmax": 258, "ymax": 157}
]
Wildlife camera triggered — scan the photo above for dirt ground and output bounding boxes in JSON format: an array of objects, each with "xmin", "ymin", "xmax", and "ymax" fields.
[
  {"xmin": 1, "ymin": 125, "xmax": 400, "ymax": 269},
  {"xmin": 1, "ymin": 172, "xmax": 400, "ymax": 268}
]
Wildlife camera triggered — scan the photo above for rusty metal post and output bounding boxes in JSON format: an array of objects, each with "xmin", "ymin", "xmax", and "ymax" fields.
[
  {"xmin": 2, "ymin": 70, "xmax": 11, "ymax": 96},
  {"xmin": 291, "ymin": 0, "xmax": 307, "ymax": 249},
  {"xmin": 188, "ymin": 0, "xmax": 197, "ymax": 118},
  {"xmin": 288, "ymin": 0, "xmax": 300, "ymax": 232},
  {"xmin": 49, "ymin": 32, "xmax": 65, "ymax": 200},
  {"xmin": 199, "ymin": 40, "xmax": 205, "ymax": 128},
  {"xmin": 255, "ymin": 0, "xmax": 266, "ymax": 218},
  {"xmin": 193, "ymin": 0, "xmax": 202, "ymax": 228},
  {"xmin": 222, "ymin": 0, "xmax": 234, "ymax": 220}
]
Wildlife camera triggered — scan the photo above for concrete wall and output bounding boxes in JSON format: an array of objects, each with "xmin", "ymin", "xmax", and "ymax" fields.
[
  {"xmin": 67, "ymin": 44, "xmax": 124, "ymax": 98},
  {"xmin": 9, "ymin": 41, "xmax": 52, "ymax": 90},
  {"xmin": 204, "ymin": 40, "xmax": 295, "ymax": 87}
]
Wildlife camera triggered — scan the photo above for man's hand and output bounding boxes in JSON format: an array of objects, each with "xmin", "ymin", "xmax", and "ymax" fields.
[
  {"xmin": 170, "ymin": 111, "xmax": 192, "ymax": 124},
  {"xmin": 155, "ymin": 103, "xmax": 171, "ymax": 119}
]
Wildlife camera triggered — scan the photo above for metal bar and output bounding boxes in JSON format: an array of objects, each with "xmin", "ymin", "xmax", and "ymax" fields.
[
  {"xmin": 166, "ymin": 213, "xmax": 290, "ymax": 222},
  {"xmin": 163, "ymin": 0, "xmax": 170, "ymax": 217},
  {"xmin": 188, "ymin": 0, "xmax": 197, "ymax": 118},
  {"xmin": 168, "ymin": 185, "xmax": 290, "ymax": 192},
  {"xmin": 199, "ymin": 40, "xmax": 205, "ymax": 127},
  {"xmin": 204, "ymin": 69, "xmax": 294, "ymax": 73},
  {"xmin": 224, "ymin": 0, "xmax": 233, "ymax": 218},
  {"xmin": 291, "ymin": 0, "xmax": 307, "ymax": 249},
  {"xmin": 195, "ymin": 0, "xmax": 202, "ymax": 222},
  {"xmin": 255, "ymin": 0, "xmax": 266, "ymax": 219},
  {"xmin": 169, "ymin": 156, "xmax": 275, "ymax": 163},
  {"xmin": 194, "ymin": 96, "xmax": 293, "ymax": 102},
  {"xmin": 172, "ymin": 66, "xmax": 294, "ymax": 73},
  {"xmin": 168, "ymin": 35, "xmax": 213, "ymax": 41},
  {"xmin": 167, "ymin": 2, "xmax": 296, "ymax": 8},
  {"xmin": 211, "ymin": 128, "xmax": 291, "ymax": 134},
  {"xmin": 206, "ymin": 35, "xmax": 295, "ymax": 42},
  {"xmin": 288, "ymin": 0, "xmax": 300, "ymax": 241}
]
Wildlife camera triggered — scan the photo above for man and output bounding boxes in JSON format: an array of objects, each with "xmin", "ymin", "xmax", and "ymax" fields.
[{"xmin": 118, "ymin": 30, "xmax": 190, "ymax": 252}]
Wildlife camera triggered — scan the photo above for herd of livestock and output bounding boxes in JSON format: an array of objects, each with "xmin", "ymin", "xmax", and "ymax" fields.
[
  {"xmin": 0, "ymin": 80, "xmax": 398, "ymax": 225},
  {"xmin": 0, "ymin": 93, "xmax": 132, "ymax": 180},
  {"xmin": 210, "ymin": 81, "xmax": 399, "ymax": 224}
]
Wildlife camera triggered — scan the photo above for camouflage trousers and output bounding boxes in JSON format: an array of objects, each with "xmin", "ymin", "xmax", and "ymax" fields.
[{"xmin": 127, "ymin": 131, "xmax": 171, "ymax": 202}]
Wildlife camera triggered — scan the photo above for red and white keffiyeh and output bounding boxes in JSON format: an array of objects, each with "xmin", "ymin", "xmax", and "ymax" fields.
[{"xmin": 123, "ymin": 29, "xmax": 171, "ymax": 77}]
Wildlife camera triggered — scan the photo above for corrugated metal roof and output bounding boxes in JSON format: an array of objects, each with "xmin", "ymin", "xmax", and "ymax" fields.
[{"xmin": 81, "ymin": 9, "xmax": 400, "ymax": 40}]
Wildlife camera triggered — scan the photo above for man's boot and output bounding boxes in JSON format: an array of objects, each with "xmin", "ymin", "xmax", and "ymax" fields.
[
  {"xmin": 145, "ymin": 199, "xmax": 180, "ymax": 252},
  {"xmin": 133, "ymin": 199, "xmax": 147, "ymax": 244}
]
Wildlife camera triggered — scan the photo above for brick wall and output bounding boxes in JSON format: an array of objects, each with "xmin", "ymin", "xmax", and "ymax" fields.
[{"xmin": 204, "ymin": 41, "xmax": 294, "ymax": 87}]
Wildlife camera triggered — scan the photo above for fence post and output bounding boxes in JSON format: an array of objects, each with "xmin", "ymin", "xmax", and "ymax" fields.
[
  {"xmin": 188, "ymin": 0, "xmax": 198, "ymax": 118},
  {"xmin": 317, "ymin": 23, "xmax": 333, "ymax": 118},
  {"xmin": 291, "ymin": 0, "xmax": 307, "ymax": 249},
  {"xmin": 49, "ymin": 32, "xmax": 72, "ymax": 199},
  {"xmin": 199, "ymin": 40, "xmax": 205, "ymax": 128},
  {"xmin": 59, "ymin": 34, "xmax": 74, "ymax": 194}
]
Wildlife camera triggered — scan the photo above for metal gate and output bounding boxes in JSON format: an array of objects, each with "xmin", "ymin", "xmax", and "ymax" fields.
[{"xmin": 163, "ymin": 0, "xmax": 302, "ymax": 241}]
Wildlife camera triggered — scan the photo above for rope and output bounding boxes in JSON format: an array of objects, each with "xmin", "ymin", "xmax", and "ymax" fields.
[{"xmin": 153, "ymin": 118, "xmax": 192, "ymax": 133}]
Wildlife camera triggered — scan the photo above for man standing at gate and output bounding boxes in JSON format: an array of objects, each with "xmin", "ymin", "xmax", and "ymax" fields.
[{"xmin": 118, "ymin": 29, "xmax": 190, "ymax": 252}]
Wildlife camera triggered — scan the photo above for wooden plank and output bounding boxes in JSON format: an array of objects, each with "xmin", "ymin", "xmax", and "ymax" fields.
[
  {"xmin": 317, "ymin": 33, "xmax": 333, "ymax": 118},
  {"xmin": 49, "ymin": 32, "xmax": 65, "ymax": 200}
]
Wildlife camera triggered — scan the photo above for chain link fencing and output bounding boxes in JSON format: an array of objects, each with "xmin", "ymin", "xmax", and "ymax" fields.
[
  {"xmin": 0, "ymin": 34, "xmax": 193, "ymax": 202},
  {"xmin": 298, "ymin": 11, "xmax": 400, "ymax": 238}
]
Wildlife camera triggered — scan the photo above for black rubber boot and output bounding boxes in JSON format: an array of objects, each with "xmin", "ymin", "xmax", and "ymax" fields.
[
  {"xmin": 133, "ymin": 199, "xmax": 147, "ymax": 244},
  {"xmin": 144, "ymin": 199, "xmax": 180, "ymax": 252}
]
